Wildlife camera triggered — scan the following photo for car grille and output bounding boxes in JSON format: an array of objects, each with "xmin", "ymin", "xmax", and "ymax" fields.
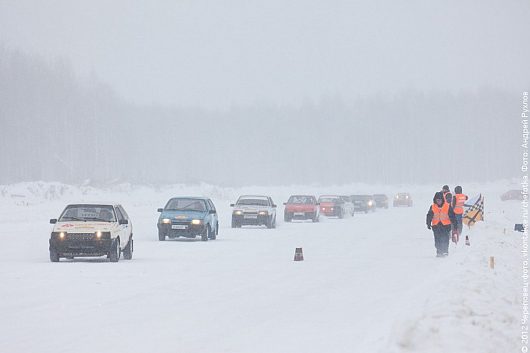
[{"xmin": 67, "ymin": 233, "xmax": 96, "ymax": 241}]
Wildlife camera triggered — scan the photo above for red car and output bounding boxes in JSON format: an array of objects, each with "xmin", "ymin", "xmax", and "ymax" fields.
[
  {"xmin": 318, "ymin": 195, "xmax": 345, "ymax": 218},
  {"xmin": 284, "ymin": 195, "xmax": 319, "ymax": 222}
]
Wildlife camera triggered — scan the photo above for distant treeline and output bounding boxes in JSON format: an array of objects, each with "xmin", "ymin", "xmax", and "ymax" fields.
[{"xmin": 0, "ymin": 47, "xmax": 521, "ymax": 186}]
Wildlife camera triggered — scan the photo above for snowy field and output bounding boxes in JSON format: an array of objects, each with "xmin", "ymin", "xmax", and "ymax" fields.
[{"xmin": 0, "ymin": 181, "xmax": 521, "ymax": 353}]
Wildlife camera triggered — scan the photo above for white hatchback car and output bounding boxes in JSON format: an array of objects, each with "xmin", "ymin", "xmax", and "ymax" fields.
[{"xmin": 49, "ymin": 203, "xmax": 133, "ymax": 262}]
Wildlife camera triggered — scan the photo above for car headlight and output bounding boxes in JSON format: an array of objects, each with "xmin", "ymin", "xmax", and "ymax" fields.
[
  {"xmin": 368, "ymin": 201, "xmax": 373, "ymax": 206},
  {"xmin": 191, "ymin": 219, "xmax": 202, "ymax": 225},
  {"xmin": 95, "ymin": 230, "xmax": 102, "ymax": 238},
  {"xmin": 258, "ymin": 211, "xmax": 268, "ymax": 215},
  {"xmin": 405, "ymin": 195, "xmax": 409, "ymax": 199},
  {"xmin": 234, "ymin": 210, "xmax": 243, "ymax": 215},
  {"xmin": 59, "ymin": 232, "xmax": 66, "ymax": 239},
  {"xmin": 161, "ymin": 218, "xmax": 171, "ymax": 224}
]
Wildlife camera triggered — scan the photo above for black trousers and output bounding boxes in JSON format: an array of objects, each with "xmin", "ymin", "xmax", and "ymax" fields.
[{"xmin": 433, "ymin": 226, "xmax": 450, "ymax": 255}]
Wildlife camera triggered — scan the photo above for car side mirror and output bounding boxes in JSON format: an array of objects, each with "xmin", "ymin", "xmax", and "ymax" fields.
[
  {"xmin": 316, "ymin": 203, "xmax": 320, "ymax": 206},
  {"xmin": 230, "ymin": 204, "xmax": 235, "ymax": 207},
  {"xmin": 50, "ymin": 219, "xmax": 57, "ymax": 224},
  {"xmin": 209, "ymin": 210, "xmax": 216, "ymax": 214},
  {"xmin": 283, "ymin": 202, "xmax": 287, "ymax": 205},
  {"xmin": 119, "ymin": 219, "xmax": 129, "ymax": 225},
  {"xmin": 272, "ymin": 204, "xmax": 277, "ymax": 208},
  {"xmin": 157, "ymin": 208, "xmax": 163, "ymax": 212}
]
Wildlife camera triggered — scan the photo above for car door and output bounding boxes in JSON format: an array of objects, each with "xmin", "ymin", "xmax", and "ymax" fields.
[
  {"xmin": 114, "ymin": 206, "xmax": 128, "ymax": 249},
  {"xmin": 118, "ymin": 205, "xmax": 132, "ymax": 241},
  {"xmin": 208, "ymin": 199, "xmax": 218, "ymax": 232}
]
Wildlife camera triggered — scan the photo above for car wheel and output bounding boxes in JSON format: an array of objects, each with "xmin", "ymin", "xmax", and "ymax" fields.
[
  {"xmin": 312, "ymin": 213, "xmax": 319, "ymax": 222},
  {"xmin": 158, "ymin": 231, "xmax": 166, "ymax": 241},
  {"xmin": 109, "ymin": 239, "xmax": 120, "ymax": 263},
  {"xmin": 338, "ymin": 210, "xmax": 344, "ymax": 219},
  {"xmin": 284, "ymin": 213, "xmax": 292, "ymax": 222},
  {"xmin": 231, "ymin": 220, "xmax": 239, "ymax": 228},
  {"xmin": 272, "ymin": 216, "xmax": 276, "ymax": 228},
  {"xmin": 215, "ymin": 222, "xmax": 219, "ymax": 236},
  {"xmin": 123, "ymin": 237, "xmax": 133, "ymax": 260},
  {"xmin": 50, "ymin": 249, "xmax": 59, "ymax": 262},
  {"xmin": 201, "ymin": 227, "xmax": 209, "ymax": 241},
  {"xmin": 209, "ymin": 224, "xmax": 217, "ymax": 240}
]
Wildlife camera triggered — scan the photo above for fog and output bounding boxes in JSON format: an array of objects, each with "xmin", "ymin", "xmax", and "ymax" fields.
[{"xmin": 0, "ymin": 0, "xmax": 528, "ymax": 185}]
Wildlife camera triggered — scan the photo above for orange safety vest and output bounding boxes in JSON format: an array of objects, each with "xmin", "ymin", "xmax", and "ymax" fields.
[
  {"xmin": 431, "ymin": 203, "xmax": 451, "ymax": 226},
  {"xmin": 453, "ymin": 194, "xmax": 467, "ymax": 215}
]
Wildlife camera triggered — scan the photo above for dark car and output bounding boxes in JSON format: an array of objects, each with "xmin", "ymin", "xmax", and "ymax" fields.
[
  {"xmin": 500, "ymin": 190, "xmax": 523, "ymax": 201},
  {"xmin": 393, "ymin": 193, "xmax": 413, "ymax": 207},
  {"xmin": 351, "ymin": 195, "xmax": 376, "ymax": 213},
  {"xmin": 318, "ymin": 195, "xmax": 346, "ymax": 218},
  {"xmin": 284, "ymin": 195, "xmax": 320, "ymax": 222},
  {"xmin": 373, "ymin": 194, "xmax": 389, "ymax": 209},
  {"xmin": 157, "ymin": 197, "xmax": 219, "ymax": 241}
]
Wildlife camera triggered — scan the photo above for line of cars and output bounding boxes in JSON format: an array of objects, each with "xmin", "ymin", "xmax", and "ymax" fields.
[{"xmin": 47, "ymin": 192, "xmax": 413, "ymax": 262}]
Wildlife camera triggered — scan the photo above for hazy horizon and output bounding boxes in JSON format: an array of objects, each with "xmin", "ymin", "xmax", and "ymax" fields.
[{"xmin": 1, "ymin": 0, "xmax": 528, "ymax": 109}]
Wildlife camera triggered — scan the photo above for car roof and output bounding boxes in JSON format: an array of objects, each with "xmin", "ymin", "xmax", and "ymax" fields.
[
  {"xmin": 66, "ymin": 203, "xmax": 119, "ymax": 207},
  {"xmin": 168, "ymin": 197, "xmax": 210, "ymax": 200},
  {"xmin": 238, "ymin": 195, "xmax": 269, "ymax": 199}
]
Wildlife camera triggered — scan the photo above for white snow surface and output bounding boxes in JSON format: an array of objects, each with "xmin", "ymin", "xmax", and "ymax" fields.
[{"xmin": 0, "ymin": 181, "xmax": 521, "ymax": 353}]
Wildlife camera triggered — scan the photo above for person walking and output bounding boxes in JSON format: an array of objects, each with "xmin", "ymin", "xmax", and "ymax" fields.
[
  {"xmin": 426, "ymin": 191, "xmax": 457, "ymax": 257},
  {"xmin": 442, "ymin": 185, "xmax": 453, "ymax": 204},
  {"xmin": 452, "ymin": 185, "xmax": 468, "ymax": 243}
]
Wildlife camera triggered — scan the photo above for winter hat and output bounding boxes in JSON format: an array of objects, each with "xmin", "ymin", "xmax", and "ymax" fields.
[
  {"xmin": 455, "ymin": 185, "xmax": 462, "ymax": 194},
  {"xmin": 442, "ymin": 185, "xmax": 450, "ymax": 192},
  {"xmin": 433, "ymin": 191, "xmax": 445, "ymax": 203}
]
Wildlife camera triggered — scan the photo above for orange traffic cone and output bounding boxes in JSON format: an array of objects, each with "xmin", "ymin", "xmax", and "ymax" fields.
[
  {"xmin": 465, "ymin": 235, "xmax": 470, "ymax": 246},
  {"xmin": 294, "ymin": 248, "xmax": 304, "ymax": 261}
]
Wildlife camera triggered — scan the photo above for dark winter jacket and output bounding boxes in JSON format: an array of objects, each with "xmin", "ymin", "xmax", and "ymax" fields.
[
  {"xmin": 443, "ymin": 191, "xmax": 453, "ymax": 204},
  {"xmin": 426, "ymin": 192, "xmax": 457, "ymax": 231}
]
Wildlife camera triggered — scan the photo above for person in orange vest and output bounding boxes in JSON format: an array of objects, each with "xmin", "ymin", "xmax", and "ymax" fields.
[
  {"xmin": 426, "ymin": 191, "xmax": 457, "ymax": 257},
  {"xmin": 451, "ymin": 185, "xmax": 468, "ymax": 242},
  {"xmin": 442, "ymin": 185, "xmax": 453, "ymax": 205}
]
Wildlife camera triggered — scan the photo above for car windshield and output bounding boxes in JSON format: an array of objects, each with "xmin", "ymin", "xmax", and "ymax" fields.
[
  {"xmin": 319, "ymin": 197, "xmax": 339, "ymax": 203},
  {"xmin": 165, "ymin": 198, "xmax": 207, "ymax": 212},
  {"xmin": 237, "ymin": 198, "xmax": 269, "ymax": 206},
  {"xmin": 351, "ymin": 195, "xmax": 367, "ymax": 201},
  {"xmin": 287, "ymin": 196, "xmax": 314, "ymax": 204},
  {"xmin": 59, "ymin": 205, "xmax": 116, "ymax": 222},
  {"xmin": 373, "ymin": 194, "xmax": 386, "ymax": 199}
]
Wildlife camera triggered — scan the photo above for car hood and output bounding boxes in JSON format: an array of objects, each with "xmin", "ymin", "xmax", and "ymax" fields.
[
  {"xmin": 285, "ymin": 204, "xmax": 316, "ymax": 211},
  {"xmin": 53, "ymin": 221, "xmax": 116, "ymax": 232},
  {"xmin": 233, "ymin": 205, "xmax": 270, "ymax": 212},
  {"xmin": 160, "ymin": 210, "xmax": 208, "ymax": 221}
]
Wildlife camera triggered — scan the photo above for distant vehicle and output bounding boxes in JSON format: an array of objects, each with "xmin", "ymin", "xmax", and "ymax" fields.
[
  {"xmin": 157, "ymin": 197, "xmax": 219, "ymax": 241},
  {"xmin": 500, "ymin": 190, "xmax": 523, "ymax": 201},
  {"xmin": 373, "ymin": 194, "xmax": 389, "ymax": 209},
  {"xmin": 49, "ymin": 203, "xmax": 133, "ymax": 262},
  {"xmin": 318, "ymin": 195, "xmax": 346, "ymax": 218},
  {"xmin": 393, "ymin": 193, "xmax": 413, "ymax": 207},
  {"xmin": 339, "ymin": 195, "xmax": 355, "ymax": 216},
  {"xmin": 283, "ymin": 195, "xmax": 320, "ymax": 222},
  {"xmin": 231, "ymin": 195, "xmax": 277, "ymax": 228},
  {"xmin": 351, "ymin": 195, "xmax": 377, "ymax": 213}
]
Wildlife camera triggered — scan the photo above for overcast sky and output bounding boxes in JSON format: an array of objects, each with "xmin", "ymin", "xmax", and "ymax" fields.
[{"xmin": 0, "ymin": 0, "xmax": 528, "ymax": 109}]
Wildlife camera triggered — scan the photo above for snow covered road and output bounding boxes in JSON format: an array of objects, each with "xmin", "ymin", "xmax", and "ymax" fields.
[{"xmin": 0, "ymin": 183, "xmax": 521, "ymax": 352}]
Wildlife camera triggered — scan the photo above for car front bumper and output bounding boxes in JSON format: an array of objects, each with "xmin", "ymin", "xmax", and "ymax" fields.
[
  {"xmin": 49, "ymin": 238, "xmax": 113, "ymax": 257},
  {"xmin": 158, "ymin": 223, "xmax": 206, "ymax": 238},
  {"xmin": 232, "ymin": 214, "xmax": 269, "ymax": 225}
]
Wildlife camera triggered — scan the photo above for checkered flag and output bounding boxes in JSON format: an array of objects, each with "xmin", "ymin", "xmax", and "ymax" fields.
[{"xmin": 463, "ymin": 194, "xmax": 484, "ymax": 228}]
